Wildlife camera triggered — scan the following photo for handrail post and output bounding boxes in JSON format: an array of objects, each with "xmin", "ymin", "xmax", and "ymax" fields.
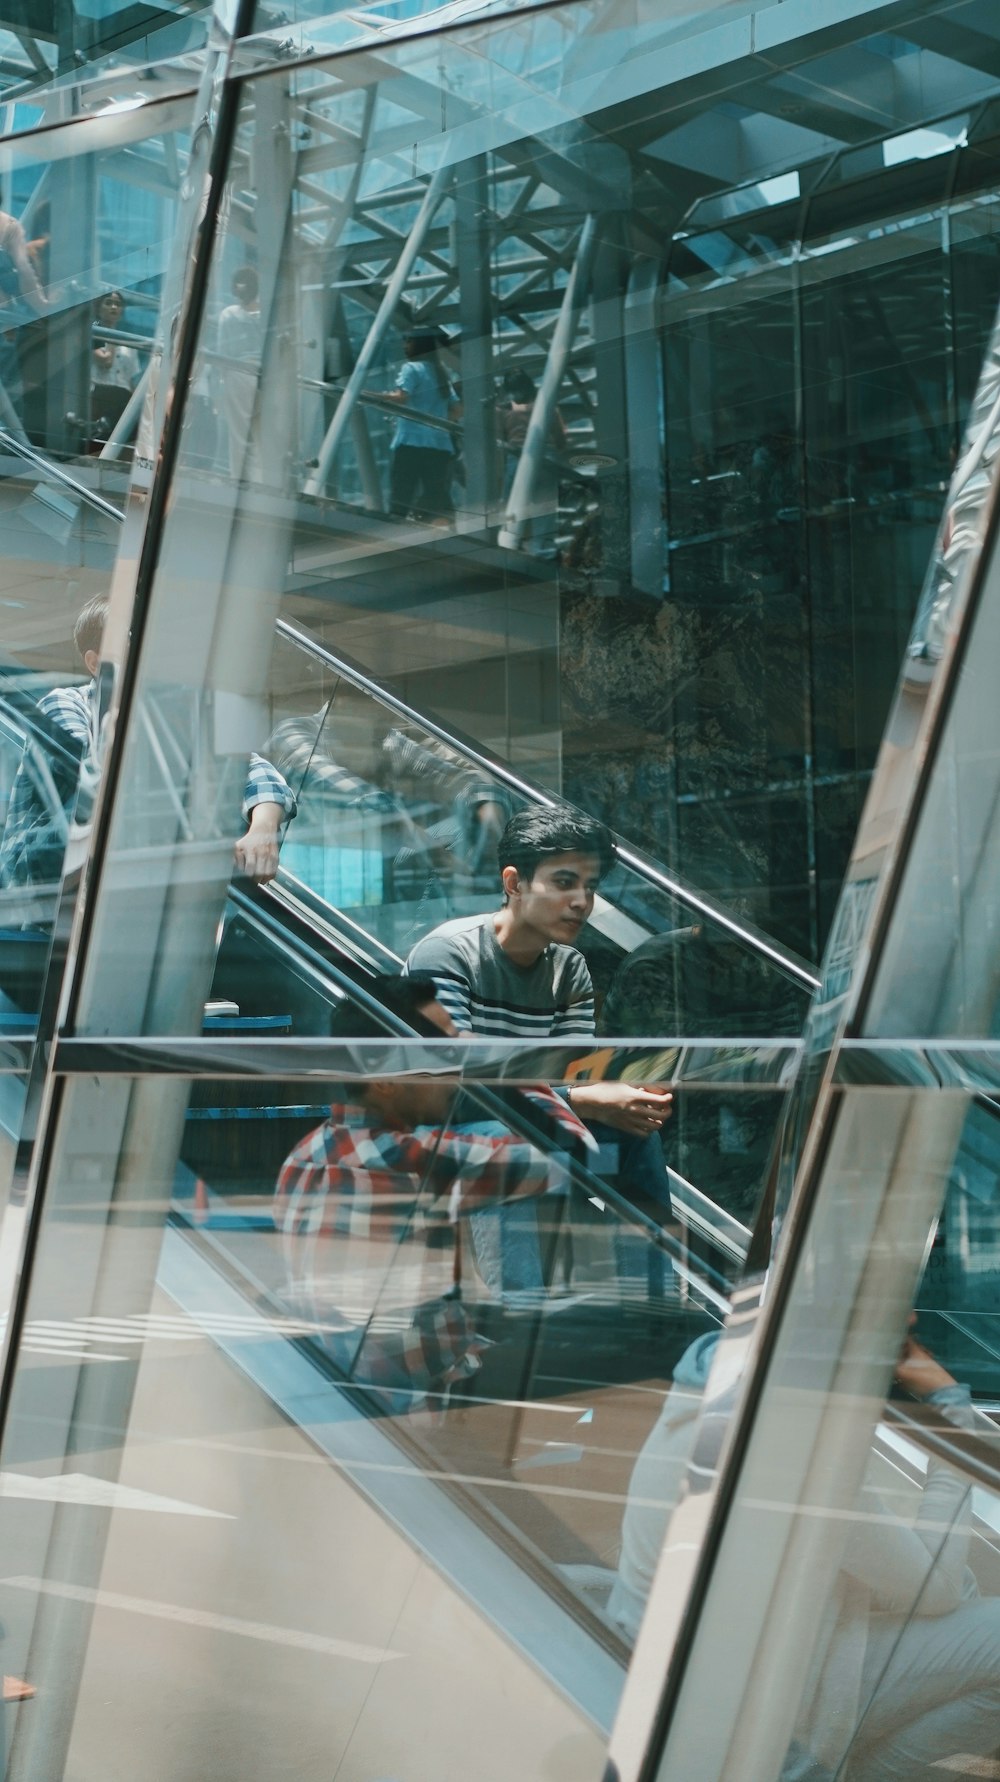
[
  {"xmin": 498, "ymin": 215, "xmax": 598, "ymax": 552},
  {"xmin": 98, "ymin": 364, "xmax": 150, "ymax": 460}
]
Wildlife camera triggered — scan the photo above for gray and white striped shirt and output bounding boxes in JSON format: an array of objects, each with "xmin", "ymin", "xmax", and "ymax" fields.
[{"xmin": 405, "ymin": 910, "xmax": 595, "ymax": 1039}]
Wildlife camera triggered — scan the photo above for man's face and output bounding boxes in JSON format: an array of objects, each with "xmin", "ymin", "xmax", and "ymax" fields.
[
  {"xmin": 370, "ymin": 1075, "xmax": 459, "ymax": 1127},
  {"xmin": 504, "ymin": 850, "xmax": 602, "ymax": 946}
]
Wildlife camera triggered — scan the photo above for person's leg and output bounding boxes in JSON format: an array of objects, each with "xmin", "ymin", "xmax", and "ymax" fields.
[
  {"xmin": 390, "ymin": 445, "xmax": 421, "ymax": 516},
  {"xmin": 469, "ymin": 1203, "xmax": 545, "ymax": 1298},
  {"xmin": 223, "ymin": 369, "xmax": 255, "ymax": 480},
  {"xmin": 849, "ymin": 1596, "xmax": 1000, "ymax": 1780},
  {"xmin": 469, "ymin": 1206, "xmax": 504, "ymax": 1293},
  {"xmin": 583, "ymin": 1123, "xmax": 673, "ymax": 1299},
  {"xmin": 420, "ymin": 447, "xmax": 453, "ymax": 520}
]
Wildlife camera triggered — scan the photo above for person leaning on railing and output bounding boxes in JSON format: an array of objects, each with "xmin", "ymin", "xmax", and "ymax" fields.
[{"xmin": 0, "ymin": 594, "xmax": 296, "ymax": 895}]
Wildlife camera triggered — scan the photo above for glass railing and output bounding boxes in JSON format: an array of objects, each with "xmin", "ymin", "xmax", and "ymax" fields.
[
  {"xmin": 0, "ymin": 432, "xmax": 819, "ymax": 1039},
  {"xmin": 165, "ymin": 1020, "xmax": 736, "ymax": 1654},
  {"xmin": 265, "ymin": 617, "xmax": 819, "ymax": 1034}
]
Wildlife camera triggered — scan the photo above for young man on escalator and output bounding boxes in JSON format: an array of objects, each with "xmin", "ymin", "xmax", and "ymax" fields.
[{"xmin": 403, "ymin": 809, "xmax": 674, "ymax": 1294}]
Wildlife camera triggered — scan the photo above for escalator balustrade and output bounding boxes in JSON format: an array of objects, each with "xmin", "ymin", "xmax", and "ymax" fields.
[{"xmin": 0, "ymin": 447, "xmax": 811, "ymax": 1659}]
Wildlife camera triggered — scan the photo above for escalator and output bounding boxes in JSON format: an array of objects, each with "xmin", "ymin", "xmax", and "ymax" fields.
[
  {"xmin": 171, "ymin": 887, "xmax": 737, "ymax": 1678},
  {"xmin": 4, "ymin": 442, "xmax": 1000, "ymax": 1737},
  {"xmin": 0, "ymin": 441, "xmax": 809, "ymax": 1704}
]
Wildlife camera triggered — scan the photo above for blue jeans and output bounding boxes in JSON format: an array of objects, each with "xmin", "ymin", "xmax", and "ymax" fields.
[
  {"xmin": 469, "ymin": 1199, "xmax": 545, "ymax": 1296},
  {"xmin": 588, "ymin": 1124, "xmax": 674, "ymax": 1296}
]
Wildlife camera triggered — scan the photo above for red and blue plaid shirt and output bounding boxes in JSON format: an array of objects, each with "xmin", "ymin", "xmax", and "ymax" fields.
[
  {"xmin": 273, "ymin": 1088, "xmax": 590, "ymax": 1402},
  {"xmin": 275, "ymin": 1086, "xmax": 589, "ymax": 1243}
]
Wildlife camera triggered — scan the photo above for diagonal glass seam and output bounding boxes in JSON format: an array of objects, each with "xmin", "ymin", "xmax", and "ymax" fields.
[{"xmin": 608, "ymin": 244, "xmax": 1000, "ymax": 1782}]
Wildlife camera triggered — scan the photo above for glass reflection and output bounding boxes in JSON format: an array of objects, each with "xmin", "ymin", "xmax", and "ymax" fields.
[
  {"xmin": 0, "ymin": 104, "xmax": 196, "ymax": 1247},
  {"xmin": 778, "ymin": 1323, "xmax": 1000, "ymax": 1782}
]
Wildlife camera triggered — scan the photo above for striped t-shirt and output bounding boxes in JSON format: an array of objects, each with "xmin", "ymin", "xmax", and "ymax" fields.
[{"xmin": 405, "ymin": 911, "xmax": 595, "ymax": 1040}]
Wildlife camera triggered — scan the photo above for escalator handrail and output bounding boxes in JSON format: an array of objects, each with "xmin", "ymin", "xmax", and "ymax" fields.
[
  {"xmin": 882, "ymin": 1398, "xmax": 1000, "ymax": 1499},
  {"xmin": 274, "ymin": 615, "xmax": 821, "ymax": 996},
  {"xmin": 0, "ymin": 428, "xmax": 126, "ymax": 524},
  {"xmin": 0, "ymin": 431, "xmax": 818, "ymax": 995}
]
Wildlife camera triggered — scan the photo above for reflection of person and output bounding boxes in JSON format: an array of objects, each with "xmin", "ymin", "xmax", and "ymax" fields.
[
  {"xmin": 384, "ymin": 331, "xmax": 458, "ymax": 522},
  {"xmin": 92, "ymin": 292, "xmax": 140, "ymax": 391},
  {"xmin": 0, "ymin": 206, "xmax": 46, "ymax": 443},
  {"xmin": 606, "ymin": 1328, "xmax": 715, "ymax": 1640},
  {"xmin": 804, "ymin": 1333, "xmax": 1000, "ymax": 1782},
  {"xmin": 0, "ymin": 209, "xmax": 46, "ymax": 314},
  {"xmin": 610, "ymin": 1323, "xmax": 1000, "ymax": 1782},
  {"xmin": 381, "ymin": 727, "xmax": 512, "ymax": 906},
  {"xmin": 0, "ymin": 595, "xmax": 296, "ymax": 892},
  {"xmin": 90, "ymin": 291, "xmax": 142, "ymax": 448},
  {"xmin": 498, "ymin": 368, "xmax": 567, "ymax": 558},
  {"xmin": 264, "ymin": 711, "xmax": 511, "ymax": 930},
  {"xmin": 405, "ymin": 810, "xmax": 673, "ymax": 1293},
  {"xmin": 273, "ymin": 973, "xmax": 587, "ymax": 1409},
  {"xmin": 216, "ymin": 266, "xmax": 261, "ymax": 479}
]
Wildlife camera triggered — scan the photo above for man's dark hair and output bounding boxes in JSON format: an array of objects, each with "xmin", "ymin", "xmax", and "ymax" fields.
[
  {"xmin": 504, "ymin": 369, "xmax": 535, "ymax": 403},
  {"xmin": 497, "ymin": 808, "xmax": 616, "ymax": 887},
  {"xmin": 74, "ymin": 594, "xmax": 109, "ymax": 662},
  {"xmin": 373, "ymin": 971, "xmax": 440, "ymax": 1024}
]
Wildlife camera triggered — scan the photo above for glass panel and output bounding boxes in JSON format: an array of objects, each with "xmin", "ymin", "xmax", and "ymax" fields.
[
  {"xmin": 0, "ymin": 22, "xmax": 202, "ymax": 138},
  {"xmin": 15, "ymin": 6, "xmax": 1000, "ymax": 1780},
  {"xmin": 59, "ymin": 26, "xmax": 818, "ymax": 1053},
  {"xmin": 608, "ymin": 247, "xmax": 1000, "ymax": 1782},
  {"xmin": 863, "ymin": 437, "xmax": 1000, "ymax": 1040},
  {"xmin": 662, "ymin": 158, "xmax": 1000, "ymax": 969},
  {"xmin": 259, "ymin": 628, "xmax": 814, "ymax": 1042},
  {"xmin": 0, "ymin": 100, "xmax": 194, "ymax": 1259},
  {"xmin": 622, "ymin": 1082, "xmax": 993, "ymax": 1782},
  {"xmin": 0, "ymin": 1055, "xmax": 762, "ymax": 1776}
]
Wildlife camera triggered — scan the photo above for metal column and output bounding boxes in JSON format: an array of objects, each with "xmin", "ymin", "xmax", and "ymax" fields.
[
  {"xmin": 590, "ymin": 217, "xmax": 633, "ymax": 592},
  {"xmin": 498, "ymin": 214, "xmax": 598, "ymax": 552},
  {"xmin": 624, "ymin": 255, "xmax": 667, "ymax": 601},
  {"xmin": 453, "ymin": 155, "xmax": 496, "ymax": 529}
]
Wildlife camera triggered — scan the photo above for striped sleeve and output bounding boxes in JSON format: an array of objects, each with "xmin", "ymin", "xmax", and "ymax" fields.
[
  {"xmin": 551, "ymin": 950, "xmax": 596, "ymax": 1039},
  {"xmin": 550, "ymin": 996, "xmax": 596, "ymax": 1039},
  {"xmin": 404, "ymin": 934, "xmax": 475, "ymax": 1031},
  {"xmin": 39, "ymin": 685, "xmax": 94, "ymax": 749}
]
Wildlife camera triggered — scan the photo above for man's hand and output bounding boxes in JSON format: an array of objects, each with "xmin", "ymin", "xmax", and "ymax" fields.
[
  {"xmin": 894, "ymin": 1337, "xmax": 956, "ymax": 1401},
  {"xmin": 234, "ymin": 802, "xmax": 283, "ymax": 884},
  {"xmin": 567, "ymin": 1081, "xmax": 673, "ymax": 1136}
]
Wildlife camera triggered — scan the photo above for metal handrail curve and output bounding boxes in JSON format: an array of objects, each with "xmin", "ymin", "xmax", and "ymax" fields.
[
  {"xmin": 274, "ymin": 615, "xmax": 822, "ymax": 994},
  {"xmin": 0, "ymin": 428, "xmax": 819, "ymax": 994},
  {"xmin": 0, "ymin": 429, "xmax": 126, "ymax": 523}
]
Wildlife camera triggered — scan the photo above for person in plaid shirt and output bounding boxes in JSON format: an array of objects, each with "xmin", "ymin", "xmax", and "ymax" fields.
[
  {"xmin": 0, "ymin": 594, "xmax": 296, "ymax": 892},
  {"xmin": 274, "ymin": 975, "xmax": 592, "ymax": 1410}
]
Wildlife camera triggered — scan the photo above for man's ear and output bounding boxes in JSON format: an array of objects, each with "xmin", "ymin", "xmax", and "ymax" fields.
[
  {"xmin": 83, "ymin": 648, "xmax": 101, "ymax": 678},
  {"xmin": 501, "ymin": 864, "xmax": 520, "ymax": 900}
]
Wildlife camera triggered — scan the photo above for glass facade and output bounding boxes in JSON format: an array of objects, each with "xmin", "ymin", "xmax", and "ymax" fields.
[{"xmin": 0, "ymin": 1, "xmax": 998, "ymax": 1779}]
